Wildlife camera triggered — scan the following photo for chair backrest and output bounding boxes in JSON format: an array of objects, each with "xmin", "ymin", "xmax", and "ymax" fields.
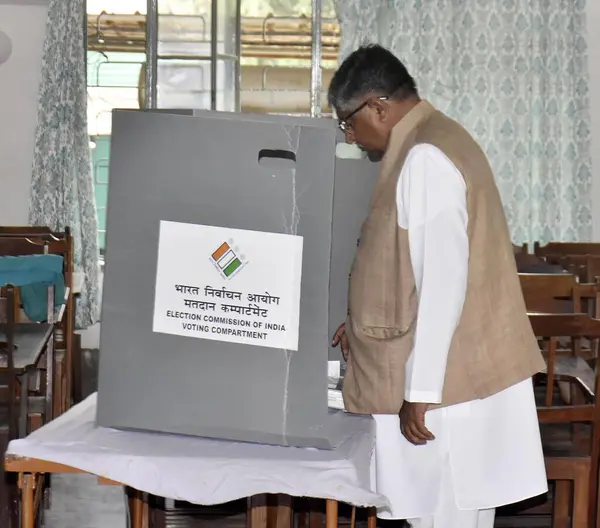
[
  {"xmin": 0, "ymin": 238, "xmax": 70, "ymax": 324},
  {"xmin": 529, "ymin": 313, "xmax": 600, "ymax": 339},
  {"xmin": 534, "ymin": 241, "xmax": 600, "ymax": 258},
  {"xmin": 557, "ymin": 255, "xmax": 600, "ymax": 284},
  {"xmin": 0, "ymin": 226, "xmax": 70, "ymax": 239},
  {"xmin": 519, "ymin": 273, "xmax": 582, "ymax": 313},
  {"xmin": 0, "ymin": 237, "xmax": 73, "ymax": 278},
  {"xmin": 529, "ymin": 313, "xmax": 600, "ymax": 426},
  {"xmin": 0, "ymin": 237, "xmax": 69, "ymax": 256},
  {"xmin": 0, "ymin": 227, "xmax": 72, "ymax": 272}
]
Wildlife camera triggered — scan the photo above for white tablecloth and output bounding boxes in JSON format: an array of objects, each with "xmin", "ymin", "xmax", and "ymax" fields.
[{"xmin": 7, "ymin": 393, "xmax": 388, "ymax": 509}]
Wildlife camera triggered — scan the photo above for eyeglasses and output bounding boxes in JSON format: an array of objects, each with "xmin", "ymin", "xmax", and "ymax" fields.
[{"xmin": 338, "ymin": 96, "xmax": 389, "ymax": 132}]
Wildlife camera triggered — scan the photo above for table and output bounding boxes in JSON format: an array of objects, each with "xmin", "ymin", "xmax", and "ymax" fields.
[{"xmin": 5, "ymin": 393, "xmax": 388, "ymax": 528}]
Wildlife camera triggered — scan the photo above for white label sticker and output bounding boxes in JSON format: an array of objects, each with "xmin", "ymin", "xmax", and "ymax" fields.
[{"xmin": 152, "ymin": 221, "xmax": 304, "ymax": 350}]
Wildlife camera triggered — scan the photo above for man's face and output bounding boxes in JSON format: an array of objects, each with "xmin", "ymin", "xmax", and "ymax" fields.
[{"xmin": 337, "ymin": 96, "xmax": 390, "ymax": 153}]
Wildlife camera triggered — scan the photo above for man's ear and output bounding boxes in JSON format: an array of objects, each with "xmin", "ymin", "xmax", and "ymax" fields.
[{"xmin": 369, "ymin": 98, "xmax": 389, "ymax": 122}]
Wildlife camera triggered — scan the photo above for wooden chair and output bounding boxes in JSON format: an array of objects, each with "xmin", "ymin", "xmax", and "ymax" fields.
[
  {"xmin": 0, "ymin": 227, "xmax": 76, "ymax": 411},
  {"xmin": 0, "ymin": 235, "xmax": 73, "ymax": 415},
  {"xmin": 519, "ymin": 273, "xmax": 583, "ymax": 314},
  {"xmin": 529, "ymin": 314, "xmax": 600, "ymax": 528},
  {"xmin": 519, "ymin": 272, "xmax": 600, "ymax": 344},
  {"xmin": 520, "ymin": 273, "xmax": 600, "ymax": 410}
]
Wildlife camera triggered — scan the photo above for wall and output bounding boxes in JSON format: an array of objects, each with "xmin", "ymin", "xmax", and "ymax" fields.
[
  {"xmin": 0, "ymin": 1, "xmax": 48, "ymax": 224},
  {"xmin": 0, "ymin": 1, "xmax": 107, "ymax": 347},
  {"xmin": 588, "ymin": 1, "xmax": 600, "ymax": 240}
]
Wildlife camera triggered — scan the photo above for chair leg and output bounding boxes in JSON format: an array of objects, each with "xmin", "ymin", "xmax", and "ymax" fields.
[
  {"xmin": 18, "ymin": 374, "xmax": 29, "ymax": 438},
  {"xmin": 71, "ymin": 332, "xmax": 81, "ymax": 406},
  {"xmin": 53, "ymin": 353, "xmax": 63, "ymax": 418},
  {"xmin": 148, "ymin": 495, "xmax": 166, "ymax": 528},
  {"xmin": 572, "ymin": 471, "xmax": 589, "ymax": 528},
  {"xmin": 20, "ymin": 473, "xmax": 35, "ymax": 528},
  {"xmin": 9, "ymin": 477, "xmax": 19, "ymax": 528},
  {"xmin": 297, "ymin": 503, "xmax": 308, "ymax": 528},
  {"xmin": 127, "ymin": 488, "xmax": 147, "ymax": 528},
  {"xmin": 43, "ymin": 476, "xmax": 51, "ymax": 510},
  {"xmin": 269, "ymin": 495, "xmax": 292, "ymax": 528},
  {"xmin": 308, "ymin": 498, "xmax": 324, "ymax": 528},
  {"xmin": 248, "ymin": 495, "xmax": 268, "ymax": 528},
  {"xmin": 552, "ymin": 481, "xmax": 570, "ymax": 528},
  {"xmin": 367, "ymin": 507, "xmax": 377, "ymax": 528},
  {"xmin": 325, "ymin": 500, "xmax": 338, "ymax": 528}
]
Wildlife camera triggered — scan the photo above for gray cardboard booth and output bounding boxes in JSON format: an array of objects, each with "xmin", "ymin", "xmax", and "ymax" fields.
[{"xmin": 96, "ymin": 109, "xmax": 378, "ymax": 449}]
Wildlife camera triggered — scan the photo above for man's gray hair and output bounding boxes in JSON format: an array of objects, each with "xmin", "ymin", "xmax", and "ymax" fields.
[{"xmin": 328, "ymin": 44, "xmax": 418, "ymax": 114}]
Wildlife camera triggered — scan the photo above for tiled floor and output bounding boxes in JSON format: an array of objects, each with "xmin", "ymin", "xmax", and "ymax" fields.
[{"xmin": 44, "ymin": 474, "xmax": 126, "ymax": 528}]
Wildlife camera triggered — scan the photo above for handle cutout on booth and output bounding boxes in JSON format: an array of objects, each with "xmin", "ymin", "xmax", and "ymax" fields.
[{"xmin": 258, "ymin": 149, "xmax": 297, "ymax": 170}]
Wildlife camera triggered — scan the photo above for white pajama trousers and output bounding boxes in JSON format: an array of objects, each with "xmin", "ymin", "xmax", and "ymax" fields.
[
  {"xmin": 372, "ymin": 380, "xmax": 546, "ymax": 526},
  {"xmin": 407, "ymin": 459, "xmax": 495, "ymax": 528}
]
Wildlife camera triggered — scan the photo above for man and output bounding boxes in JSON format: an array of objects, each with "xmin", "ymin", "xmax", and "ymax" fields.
[{"xmin": 329, "ymin": 45, "xmax": 547, "ymax": 528}]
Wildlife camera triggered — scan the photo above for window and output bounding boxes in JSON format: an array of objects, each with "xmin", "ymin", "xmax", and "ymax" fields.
[
  {"xmin": 87, "ymin": 0, "xmax": 340, "ymax": 253},
  {"xmin": 88, "ymin": 1, "xmax": 147, "ymax": 253}
]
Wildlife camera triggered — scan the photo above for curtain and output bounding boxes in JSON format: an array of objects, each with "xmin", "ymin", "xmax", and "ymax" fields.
[
  {"xmin": 335, "ymin": 0, "xmax": 593, "ymax": 243},
  {"xmin": 29, "ymin": 0, "xmax": 100, "ymax": 329}
]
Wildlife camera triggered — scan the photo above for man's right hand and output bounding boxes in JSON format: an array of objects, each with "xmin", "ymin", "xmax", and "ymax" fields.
[{"xmin": 332, "ymin": 323, "xmax": 350, "ymax": 361}]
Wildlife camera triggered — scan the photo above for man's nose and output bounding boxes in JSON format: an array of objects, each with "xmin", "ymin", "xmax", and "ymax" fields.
[{"xmin": 344, "ymin": 129, "xmax": 355, "ymax": 144}]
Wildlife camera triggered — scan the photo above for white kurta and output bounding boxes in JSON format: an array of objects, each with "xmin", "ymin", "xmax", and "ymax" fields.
[{"xmin": 371, "ymin": 144, "xmax": 548, "ymax": 520}]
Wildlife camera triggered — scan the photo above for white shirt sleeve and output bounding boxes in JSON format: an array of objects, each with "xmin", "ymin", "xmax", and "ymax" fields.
[{"xmin": 397, "ymin": 144, "xmax": 469, "ymax": 404}]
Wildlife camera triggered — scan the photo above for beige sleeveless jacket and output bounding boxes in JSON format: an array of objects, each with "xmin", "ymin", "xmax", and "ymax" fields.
[{"xmin": 343, "ymin": 100, "xmax": 545, "ymax": 414}]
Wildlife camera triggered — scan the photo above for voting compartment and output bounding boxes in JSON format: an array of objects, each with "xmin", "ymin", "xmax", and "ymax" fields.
[{"xmin": 96, "ymin": 109, "xmax": 378, "ymax": 448}]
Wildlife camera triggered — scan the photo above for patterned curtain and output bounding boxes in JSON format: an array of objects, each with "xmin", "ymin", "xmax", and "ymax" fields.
[
  {"xmin": 29, "ymin": 0, "xmax": 100, "ymax": 328},
  {"xmin": 335, "ymin": 0, "xmax": 593, "ymax": 243}
]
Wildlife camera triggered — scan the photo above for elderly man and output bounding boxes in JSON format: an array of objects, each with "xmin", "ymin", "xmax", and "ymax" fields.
[{"xmin": 330, "ymin": 45, "xmax": 547, "ymax": 528}]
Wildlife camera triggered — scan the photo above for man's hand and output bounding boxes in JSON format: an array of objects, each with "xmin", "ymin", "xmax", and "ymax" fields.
[
  {"xmin": 332, "ymin": 323, "xmax": 350, "ymax": 361},
  {"xmin": 399, "ymin": 402, "xmax": 435, "ymax": 445}
]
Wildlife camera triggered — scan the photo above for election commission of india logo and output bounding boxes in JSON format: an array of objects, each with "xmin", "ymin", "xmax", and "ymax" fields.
[{"xmin": 210, "ymin": 239, "xmax": 247, "ymax": 279}]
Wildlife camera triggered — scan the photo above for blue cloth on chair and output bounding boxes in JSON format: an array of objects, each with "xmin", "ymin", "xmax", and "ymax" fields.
[{"xmin": 0, "ymin": 254, "xmax": 65, "ymax": 322}]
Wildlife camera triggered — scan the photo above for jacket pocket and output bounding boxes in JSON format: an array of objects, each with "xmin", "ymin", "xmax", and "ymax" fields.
[{"xmin": 352, "ymin": 320, "xmax": 414, "ymax": 340}]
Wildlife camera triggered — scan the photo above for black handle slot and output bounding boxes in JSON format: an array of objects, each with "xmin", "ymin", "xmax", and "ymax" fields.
[{"xmin": 258, "ymin": 149, "xmax": 297, "ymax": 170}]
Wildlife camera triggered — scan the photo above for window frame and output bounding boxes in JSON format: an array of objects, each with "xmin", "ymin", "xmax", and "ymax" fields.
[{"xmin": 88, "ymin": 5, "xmax": 340, "ymax": 255}]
